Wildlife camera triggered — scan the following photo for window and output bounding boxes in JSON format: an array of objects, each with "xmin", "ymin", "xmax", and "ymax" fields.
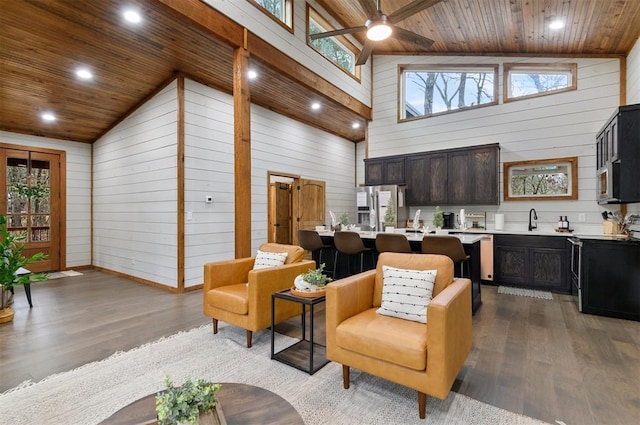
[
  {"xmin": 307, "ymin": 6, "xmax": 360, "ymax": 80},
  {"xmin": 248, "ymin": 0, "xmax": 293, "ymax": 30},
  {"xmin": 504, "ymin": 63, "xmax": 576, "ymax": 102},
  {"xmin": 400, "ymin": 65, "xmax": 498, "ymax": 120}
]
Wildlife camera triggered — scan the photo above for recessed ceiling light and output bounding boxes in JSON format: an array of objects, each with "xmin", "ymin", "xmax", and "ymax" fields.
[
  {"xmin": 352, "ymin": 122, "xmax": 361, "ymax": 129},
  {"xmin": 123, "ymin": 9, "xmax": 142, "ymax": 24},
  {"xmin": 75, "ymin": 68, "xmax": 93, "ymax": 80},
  {"xmin": 311, "ymin": 102, "xmax": 321, "ymax": 111},
  {"xmin": 549, "ymin": 19, "xmax": 565, "ymax": 30},
  {"xmin": 41, "ymin": 112, "xmax": 56, "ymax": 122},
  {"xmin": 247, "ymin": 70, "xmax": 258, "ymax": 80}
]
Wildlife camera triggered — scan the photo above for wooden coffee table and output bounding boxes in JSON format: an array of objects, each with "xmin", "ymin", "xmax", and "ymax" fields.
[{"xmin": 99, "ymin": 383, "xmax": 303, "ymax": 425}]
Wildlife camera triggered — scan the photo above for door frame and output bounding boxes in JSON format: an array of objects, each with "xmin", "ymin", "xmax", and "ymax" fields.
[
  {"xmin": 268, "ymin": 171, "xmax": 300, "ymax": 245},
  {"xmin": 0, "ymin": 143, "xmax": 66, "ymax": 271}
]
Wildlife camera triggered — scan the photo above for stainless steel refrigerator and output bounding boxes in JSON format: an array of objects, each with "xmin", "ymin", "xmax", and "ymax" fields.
[{"xmin": 356, "ymin": 185, "xmax": 409, "ymax": 230}]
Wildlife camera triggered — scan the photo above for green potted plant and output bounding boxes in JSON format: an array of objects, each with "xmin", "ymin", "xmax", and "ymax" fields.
[
  {"xmin": 294, "ymin": 263, "xmax": 332, "ymax": 293},
  {"xmin": 1, "ymin": 215, "xmax": 47, "ymax": 323},
  {"xmin": 384, "ymin": 198, "xmax": 396, "ymax": 232},
  {"xmin": 339, "ymin": 212, "xmax": 350, "ymax": 229},
  {"xmin": 156, "ymin": 375, "xmax": 224, "ymax": 425}
]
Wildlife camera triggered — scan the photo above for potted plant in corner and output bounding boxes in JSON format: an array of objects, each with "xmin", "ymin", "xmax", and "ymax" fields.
[
  {"xmin": 156, "ymin": 375, "xmax": 224, "ymax": 425},
  {"xmin": 1, "ymin": 215, "xmax": 47, "ymax": 324},
  {"xmin": 293, "ymin": 263, "xmax": 332, "ymax": 295}
]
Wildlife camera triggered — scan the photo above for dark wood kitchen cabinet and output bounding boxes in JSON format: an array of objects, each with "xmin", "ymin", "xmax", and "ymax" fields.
[
  {"xmin": 405, "ymin": 143, "xmax": 499, "ymax": 206},
  {"xmin": 364, "ymin": 156, "xmax": 405, "ymax": 186},
  {"xmin": 581, "ymin": 238, "xmax": 640, "ymax": 321},
  {"xmin": 494, "ymin": 234, "xmax": 570, "ymax": 293}
]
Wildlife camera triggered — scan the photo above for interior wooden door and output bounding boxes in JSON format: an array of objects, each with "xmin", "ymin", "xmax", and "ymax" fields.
[
  {"xmin": 0, "ymin": 148, "xmax": 62, "ymax": 272},
  {"xmin": 297, "ymin": 179, "xmax": 326, "ymax": 235},
  {"xmin": 274, "ymin": 182, "xmax": 292, "ymax": 244}
]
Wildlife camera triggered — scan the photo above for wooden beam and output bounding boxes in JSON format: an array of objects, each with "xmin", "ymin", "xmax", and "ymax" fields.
[
  {"xmin": 234, "ymin": 45, "xmax": 252, "ymax": 259},
  {"xmin": 246, "ymin": 33, "xmax": 372, "ymax": 120},
  {"xmin": 620, "ymin": 56, "xmax": 627, "ymax": 106},
  {"xmin": 177, "ymin": 75, "xmax": 186, "ymax": 292}
]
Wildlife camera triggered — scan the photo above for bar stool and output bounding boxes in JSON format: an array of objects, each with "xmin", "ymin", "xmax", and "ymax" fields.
[
  {"xmin": 421, "ymin": 235, "xmax": 470, "ymax": 278},
  {"xmin": 298, "ymin": 229, "xmax": 334, "ymax": 275},
  {"xmin": 333, "ymin": 231, "xmax": 373, "ymax": 279},
  {"xmin": 375, "ymin": 233, "xmax": 413, "ymax": 254}
]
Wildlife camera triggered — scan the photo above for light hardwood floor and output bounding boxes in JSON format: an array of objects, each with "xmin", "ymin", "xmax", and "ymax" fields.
[{"xmin": 1, "ymin": 269, "xmax": 638, "ymax": 425}]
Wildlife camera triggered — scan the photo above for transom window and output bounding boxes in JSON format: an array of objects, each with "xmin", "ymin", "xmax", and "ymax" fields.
[
  {"xmin": 307, "ymin": 6, "xmax": 360, "ymax": 80},
  {"xmin": 248, "ymin": 0, "xmax": 293, "ymax": 30},
  {"xmin": 504, "ymin": 63, "xmax": 576, "ymax": 102},
  {"xmin": 400, "ymin": 65, "xmax": 498, "ymax": 120}
]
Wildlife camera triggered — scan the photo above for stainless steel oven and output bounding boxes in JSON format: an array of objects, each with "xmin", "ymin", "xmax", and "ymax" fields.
[{"xmin": 568, "ymin": 237, "xmax": 583, "ymax": 312}]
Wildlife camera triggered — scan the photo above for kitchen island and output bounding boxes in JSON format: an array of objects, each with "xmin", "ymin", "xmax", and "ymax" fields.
[{"xmin": 318, "ymin": 230, "xmax": 484, "ymax": 314}]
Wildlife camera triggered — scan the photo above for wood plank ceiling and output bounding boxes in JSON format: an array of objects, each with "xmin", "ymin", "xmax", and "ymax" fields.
[{"xmin": 1, "ymin": 0, "xmax": 639, "ymax": 145}]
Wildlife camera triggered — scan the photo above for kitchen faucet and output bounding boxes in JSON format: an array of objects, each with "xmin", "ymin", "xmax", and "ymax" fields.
[{"xmin": 528, "ymin": 208, "xmax": 538, "ymax": 231}]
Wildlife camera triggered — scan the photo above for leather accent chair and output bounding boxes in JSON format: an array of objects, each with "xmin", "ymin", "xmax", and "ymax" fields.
[
  {"xmin": 421, "ymin": 235, "xmax": 471, "ymax": 278},
  {"xmin": 203, "ymin": 243, "xmax": 315, "ymax": 348},
  {"xmin": 325, "ymin": 253, "xmax": 472, "ymax": 419},
  {"xmin": 375, "ymin": 232, "xmax": 413, "ymax": 253}
]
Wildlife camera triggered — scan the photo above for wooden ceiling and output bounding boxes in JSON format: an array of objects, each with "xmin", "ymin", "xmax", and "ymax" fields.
[{"xmin": 1, "ymin": 0, "xmax": 639, "ymax": 145}]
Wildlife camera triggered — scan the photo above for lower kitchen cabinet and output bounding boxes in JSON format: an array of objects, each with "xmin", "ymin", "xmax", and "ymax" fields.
[
  {"xmin": 581, "ymin": 238, "xmax": 640, "ymax": 321},
  {"xmin": 494, "ymin": 234, "xmax": 570, "ymax": 293}
]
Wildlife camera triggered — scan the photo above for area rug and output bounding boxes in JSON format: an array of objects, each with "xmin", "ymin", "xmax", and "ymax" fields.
[
  {"xmin": 0, "ymin": 325, "xmax": 550, "ymax": 425},
  {"xmin": 497, "ymin": 285, "xmax": 553, "ymax": 300},
  {"xmin": 45, "ymin": 270, "xmax": 84, "ymax": 279}
]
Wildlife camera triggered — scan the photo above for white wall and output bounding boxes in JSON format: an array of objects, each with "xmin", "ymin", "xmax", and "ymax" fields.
[
  {"xmin": 183, "ymin": 80, "xmax": 235, "ymax": 288},
  {"xmin": 367, "ymin": 56, "xmax": 624, "ymax": 234},
  {"xmin": 202, "ymin": 0, "xmax": 371, "ymax": 107},
  {"xmin": 93, "ymin": 82, "xmax": 179, "ymax": 287},
  {"xmin": 625, "ymin": 37, "xmax": 640, "ymax": 224},
  {"xmin": 0, "ymin": 131, "xmax": 92, "ymax": 268}
]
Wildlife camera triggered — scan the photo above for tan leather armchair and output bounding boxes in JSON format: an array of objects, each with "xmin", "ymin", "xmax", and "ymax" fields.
[
  {"xmin": 325, "ymin": 252, "xmax": 472, "ymax": 419},
  {"xmin": 203, "ymin": 243, "xmax": 315, "ymax": 348}
]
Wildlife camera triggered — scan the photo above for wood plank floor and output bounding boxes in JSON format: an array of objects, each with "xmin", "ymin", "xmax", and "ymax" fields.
[{"xmin": 1, "ymin": 269, "xmax": 639, "ymax": 424}]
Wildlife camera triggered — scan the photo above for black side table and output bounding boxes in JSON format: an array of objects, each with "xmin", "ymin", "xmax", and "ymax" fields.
[{"xmin": 270, "ymin": 289, "xmax": 329, "ymax": 375}]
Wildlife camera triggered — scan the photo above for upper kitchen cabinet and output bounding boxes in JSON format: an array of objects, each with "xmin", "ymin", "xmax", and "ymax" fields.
[
  {"xmin": 364, "ymin": 156, "xmax": 405, "ymax": 186},
  {"xmin": 596, "ymin": 103, "xmax": 640, "ymax": 204},
  {"xmin": 405, "ymin": 143, "xmax": 500, "ymax": 206}
]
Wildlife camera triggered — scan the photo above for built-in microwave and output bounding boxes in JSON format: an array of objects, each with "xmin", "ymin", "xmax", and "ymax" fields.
[{"xmin": 597, "ymin": 161, "xmax": 620, "ymax": 204}]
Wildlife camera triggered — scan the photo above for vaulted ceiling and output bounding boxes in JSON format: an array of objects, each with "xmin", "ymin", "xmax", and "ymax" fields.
[{"xmin": 1, "ymin": 0, "xmax": 639, "ymax": 144}]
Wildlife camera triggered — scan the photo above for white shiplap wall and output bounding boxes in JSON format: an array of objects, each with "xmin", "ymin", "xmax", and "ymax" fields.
[
  {"xmin": 0, "ymin": 131, "xmax": 91, "ymax": 268},
  {"xmin": 202, "ymin": 0, "xmax": 371, "ymax": 107},
  {"xmin": 367, "ymin": 56, "xmax": 623, "ymax": 234},
  {"xmin": 93, "ymin": 81, "xmax": 179, "ymax": 287},
  {"xmin": 183, "ymin": 80, "xmax": 235, "ymax": 288},
  {"xmin": 251, "ymin": 103, "xmax": 357, "ymax": 241},
  {"xmin": 625, "ymin": 37, "xmax": 640, "ymax": 222}
]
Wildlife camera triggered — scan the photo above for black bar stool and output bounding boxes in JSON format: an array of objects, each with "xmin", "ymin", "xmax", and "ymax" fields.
[
  {"xmin": 333, "ymin": 231, "xmax": 373, "ymax": 279},
  {"xmin": 298, "ymin": 229, "xmax": 334, "ymax": 275},
  {"xmin": 421, "ymin": 235, "xmax": 470, "ymax": 278}
]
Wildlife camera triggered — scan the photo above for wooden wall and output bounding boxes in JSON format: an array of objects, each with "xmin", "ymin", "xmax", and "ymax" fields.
[
  {"xmin": 93, "ymin": 82, "xmax": 179, "ymax": 287},
  {"xmin": 0, "ymin": 131, "xmax": 91, "ymax": 268},
  {"xmin": 366, "ymin": 56, "xmax": 624, "ymax": 234}
]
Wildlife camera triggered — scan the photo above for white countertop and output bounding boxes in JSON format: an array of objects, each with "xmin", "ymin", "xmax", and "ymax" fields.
[{"xmin": 317, "ymin": 230, "xmax": 485, "ymax": 244}]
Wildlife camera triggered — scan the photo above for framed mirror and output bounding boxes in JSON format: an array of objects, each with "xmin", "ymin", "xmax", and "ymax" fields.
[{"xmin": 504, "ymin": 157, "xmax": 578, "ymax": 201}]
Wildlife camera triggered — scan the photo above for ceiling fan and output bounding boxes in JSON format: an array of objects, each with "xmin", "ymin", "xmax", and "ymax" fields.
[{"xmin": 310, "ymin": 0, "xmax": 442, "ymax": 66}]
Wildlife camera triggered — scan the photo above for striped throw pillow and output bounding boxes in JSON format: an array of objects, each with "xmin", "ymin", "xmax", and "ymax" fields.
[
  {"xmin": 253, "ymin": 250, "xmax": 288, "ymax": 270},
  {"xmin": 376, "ymin": 265, "xmax": 437, "ymax": 323}
]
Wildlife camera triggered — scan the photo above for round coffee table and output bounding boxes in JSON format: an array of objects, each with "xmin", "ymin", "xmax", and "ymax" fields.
[{"xmin": 99, "ymin": 382, "xmax": 303, "ymax": 425}]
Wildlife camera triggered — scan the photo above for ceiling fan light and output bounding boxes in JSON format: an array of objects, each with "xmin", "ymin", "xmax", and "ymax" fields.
[{"xmin": 367, "ymin": 22, "xmax": 392, "ymax": 41}]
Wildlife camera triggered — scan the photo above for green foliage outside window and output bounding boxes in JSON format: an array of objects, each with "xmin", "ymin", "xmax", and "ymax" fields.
[{"xmin": 309, "ymin": 19, "xmax": 355, "ymax": 74}]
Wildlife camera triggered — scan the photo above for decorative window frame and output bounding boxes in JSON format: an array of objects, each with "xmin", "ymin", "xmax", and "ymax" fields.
[
  {"xmin": 398, "ymin": 64, "xmax": 498, "ymax": 122},
  {"xmin": 504, "ymin": 63, "xmax": 577, "ymax": 103},
  {"xmin": 503, "ymin": 157, "xmax": 579, "ymax": 201},
  {"xmin": 247, "ymin": 0, "xmax": 293, "ymax": 33},
  {"xmin": 306, "ymin": 5, "xmax": 361, "ymax": 82}
]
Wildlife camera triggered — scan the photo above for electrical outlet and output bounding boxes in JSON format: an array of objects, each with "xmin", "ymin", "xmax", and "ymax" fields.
[
  {"xmin": 205, "ymin": 195, "xmax": 213, "ymax": 204},
  {"xmin": 578, "ymin": 213, "xmax": 586, "ymax": 222}
]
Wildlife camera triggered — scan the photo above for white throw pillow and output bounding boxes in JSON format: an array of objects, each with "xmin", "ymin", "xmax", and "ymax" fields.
[
  {"xmin": 376, "ymin": 265, "xmax": 437, "ymax": 324},
  {"xmin": 253, "ymin": 250, "xmax": 288, "ymax": 270}
]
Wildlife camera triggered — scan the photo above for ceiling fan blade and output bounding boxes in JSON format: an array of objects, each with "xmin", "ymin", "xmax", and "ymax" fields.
[
  {"xmin": 388, "ymin": 0, "xmax": 443, "ymax": 24},
  {"xmin": 356, "ymin": 41, "xmax": 375, "ymax": 66},
  {"xmin": 357, "ymin": 0, "xmax": 380, "ymax": 18},
  {"xmin": 309, "ymin": 26, "xmax": 366, "ymax": 40},
  {"xmin": 392, "ymin": 27, "xmax": 435, "ymax": 50}
]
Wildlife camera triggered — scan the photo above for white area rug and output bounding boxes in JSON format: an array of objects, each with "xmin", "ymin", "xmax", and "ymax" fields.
[
  {"xmin": 45, "ymin": 270, "xmax": 83, "ymax": 279},
  {"xmin": 497, "ymin": 286, "xmax": 553, "ymax": 300},
  {"xmin": 0, "ymin": 325, "xmax": 550, "ymax": 425}
]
